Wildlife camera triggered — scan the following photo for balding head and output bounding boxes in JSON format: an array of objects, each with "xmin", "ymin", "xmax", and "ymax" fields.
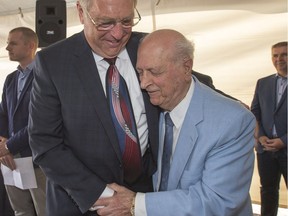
[
  {"xmin": 140, "ymin": 29, "xmax": 194, "ymax": 64},
  {"xmin": 136, "ymin": 29, "xmax": 194, "ymax": 111}
]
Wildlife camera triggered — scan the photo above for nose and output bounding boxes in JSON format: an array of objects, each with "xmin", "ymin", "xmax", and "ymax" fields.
[
  {"xmin": 139, "ymin": 71, "xmax": 151, "ymax": 90},
  {"xmin": 109, "ymin": 23, "xmax": 128, "ymax": 40}
]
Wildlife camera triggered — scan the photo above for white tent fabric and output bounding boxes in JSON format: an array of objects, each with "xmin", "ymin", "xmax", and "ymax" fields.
[{"xmin": 0, "ymin": 0, "xmax": 287, "ymax": 104}]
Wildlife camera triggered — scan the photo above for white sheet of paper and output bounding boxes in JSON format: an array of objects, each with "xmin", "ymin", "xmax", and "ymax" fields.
[{"xmin": 1, "ymin": 157, "xmax": 37, "ymax": 189}]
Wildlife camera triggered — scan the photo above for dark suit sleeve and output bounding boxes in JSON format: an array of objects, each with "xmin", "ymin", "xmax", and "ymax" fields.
[
  {"xmin": 251, "ymin": 77, "xmax": 271, "ymax": 138},
  {"xmin": 0, "ymin": 79, "xmax": 9, "ymax": 138},
  {"xmin": 251, "ymin": 76, "xmax": 287, "ymax": 146},
  {"xmin": 28, "ymin": 49, "xmax": 107, "ymax": 213},
  {"xmin": 6, "ymin": 128, "xmax": 29, "ymax": 154},
  {"xmin": 0, "ymin": 73, "xmax": 30, "ymax": 155},
  {"xmin": 251, "ymin": 80, "xmax": 261, "ymax": 121}
]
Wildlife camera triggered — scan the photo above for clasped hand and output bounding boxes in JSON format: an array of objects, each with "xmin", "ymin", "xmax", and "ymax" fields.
[
  {"xmin": 96, "ymin": 183, "xmax": 136, "ymax": 216},
  {"xmin": 259, "ymin": 136, "xmax": 284, "ymax": 152},
  {"xmin": 0, "ymin": 136, "xmax": 16, "ymax": 170}
]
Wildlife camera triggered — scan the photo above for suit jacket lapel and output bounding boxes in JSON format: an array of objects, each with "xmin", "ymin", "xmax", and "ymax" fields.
[
  {"xmin": 16, "ymin": 71, "xmax": 33, "ymax": 110},
  {"xmin": 168, "ymin": 81, "xmax": 204, "ymax": 189},
  {"xmin": 168, "ymin": 115, "xmax": 200, "ymax": 190},
  {"xmin": 275, "ymin": 86, "xmax": 287, "ymax": 112},
  {"xmin": 72, "ymin": 32, "xmax": 122, "ymax": 161},
  {"xmin": 271, "ymin": 76, "xmax": 278, "ymax": 110},
  {"xmin": 126, "ymin": 32, "xmax": 159, "ymax": 171},
  {"xmin": 152, "ymin": 78, "xmax": 203, "ymax": 190},
  {"xmin": 6, "ymin": 72, "xmax": 18, "ymax": 115},
  {"xmin": 154, "ymin": 113, "xmax": 165, "ymax": 190}
]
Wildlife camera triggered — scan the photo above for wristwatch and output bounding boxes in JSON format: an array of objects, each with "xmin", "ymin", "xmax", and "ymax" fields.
[{"xmin": 130, "ymin": 195, "xmax": 136, "ymax": 216}]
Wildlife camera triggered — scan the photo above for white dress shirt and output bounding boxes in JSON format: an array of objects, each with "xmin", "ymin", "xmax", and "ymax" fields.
[
  {"xmin": 93, "ymin": 49, "xmax": 148, "ymax": 155},
  {"xmin": 90, "ymin": 49, "xmax": 149, "ymax": 209},
  {"xmin": 17, "ymin": 61, "xmax": 34, "ymax": 100}
]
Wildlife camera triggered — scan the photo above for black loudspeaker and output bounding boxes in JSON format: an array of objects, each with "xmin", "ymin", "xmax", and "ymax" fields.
[{"xmin": 36, "ymin": 0, "xmax": 67, "ymax": 47}]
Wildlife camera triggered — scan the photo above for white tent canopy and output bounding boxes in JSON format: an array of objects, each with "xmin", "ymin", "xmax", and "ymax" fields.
[
  {"xmin": 0, "ymin": 0, "xmax": 287, "ymax": 105},
  {"xmin": 0, "ymin": 0, "xmax": 286, "ymax": 16}
]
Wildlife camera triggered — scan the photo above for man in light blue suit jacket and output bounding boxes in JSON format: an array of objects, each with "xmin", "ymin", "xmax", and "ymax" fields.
[{"xmin": 96, "ymin": 29, "xmax": 256, "ymax": 216}]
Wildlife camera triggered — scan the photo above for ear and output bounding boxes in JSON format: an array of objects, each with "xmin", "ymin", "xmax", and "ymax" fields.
[
  {"xmin": 183, "ymin": 57, "xmax": 193, "ymax": 75},
  {"xmin": 77, "ymin": 2, "xmax": 85, "ymax": 24},
  {"xmin": 29, "ymin": 41, "xmax": 36, "ymax": 51}
]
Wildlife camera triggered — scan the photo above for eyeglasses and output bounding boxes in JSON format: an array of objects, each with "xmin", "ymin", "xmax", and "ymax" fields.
[{"xmin": 83, "ymin": 7, "xmax": 141, "ymax": 31}]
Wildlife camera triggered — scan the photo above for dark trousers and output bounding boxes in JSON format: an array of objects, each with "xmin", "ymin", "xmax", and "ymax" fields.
[
  {"xmin": 257, "ymin": 150, "xmax": 287, "ymax": 216},
  {"xmin": 0, "ymin": 172, "xmax": 14, "ymax": 216}
]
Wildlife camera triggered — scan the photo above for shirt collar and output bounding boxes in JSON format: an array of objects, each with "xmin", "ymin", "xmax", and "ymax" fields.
[
  {"xmin": 168, "ymin": 78, "xmax": 195, "ymax": 129},
  {"xmin": 276, "ymin": 73, "xmax": 287, "ymax": 79},
  {"xmin": 17, "ymin": 61, "xmax": 35, "ymax": 74},
  {"xmin": 92, "ymin": 48, "xmax": 129, "ymax": 64}
]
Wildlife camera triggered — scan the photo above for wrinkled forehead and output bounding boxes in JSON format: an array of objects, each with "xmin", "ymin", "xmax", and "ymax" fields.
[
  {"xmin": 272, "ymin": 46, "xmax": 287, "ymax": 54},
  {"xmin": 89, "ymin": 0, "xmax": 135, "ymax": 19},
  {"xmin": 8, "ymin": 31, "xmax": 24, "ymax": 42},
  {"xmin": 89, "ymin": 0, "xmax": 135, "ymax": 10}
]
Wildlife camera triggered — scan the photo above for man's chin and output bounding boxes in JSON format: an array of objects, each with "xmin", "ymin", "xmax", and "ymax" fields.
[{"xmin": 149, "ymin": 98, "xmax": 160, "ymax": 107}]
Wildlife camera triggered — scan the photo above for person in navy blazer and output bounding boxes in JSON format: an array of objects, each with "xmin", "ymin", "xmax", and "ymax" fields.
[
  {"xmin": 96, "ymin": 29, "xmax": 256, "ymax": 216},
  {"xmin": 251, "ymin": 41, "xmax": 287, "ymax": 216},
  {"xmin": 0, "ymin": 27, "xmax": 46, "ymax": 216},
  {"xmin": 28, "ymin": 0, "xmax": 159, "ymax": 215}
]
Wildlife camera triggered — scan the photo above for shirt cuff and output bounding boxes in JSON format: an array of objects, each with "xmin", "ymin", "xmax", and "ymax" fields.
[
  {"xmin": 89, "ymin": 186, "xmax": 114, "ymax": 211},
  {"xmin": 135, "ymin": 192, "xmax": 147, "ymax": 216}
]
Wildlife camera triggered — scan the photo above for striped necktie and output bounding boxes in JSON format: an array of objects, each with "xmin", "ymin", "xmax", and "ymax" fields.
[
  {"xmin": 105, "ymin": 58, "xmax": 142, "ymax": 183},
  {"xmin": 159, "ymin": 113, "xmax": 174, "ymax": 191}
]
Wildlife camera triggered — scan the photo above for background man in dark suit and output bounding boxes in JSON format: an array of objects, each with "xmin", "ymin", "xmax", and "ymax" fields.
[
  {"xmin": 0, "ymin": 27, "xmax": 46, "ymax": 216},
  {"xmin": 28, "ymin": 0, "xmax": 159, "ymax": 215},
  {"xmin": 251, "ymin": 41, "xmax": 287, "ymax": 216}
]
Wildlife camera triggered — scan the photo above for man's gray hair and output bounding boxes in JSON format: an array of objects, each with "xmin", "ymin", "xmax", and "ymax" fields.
[
  {"xmin": 78, "ymin": 0, "xmax": 137, "ymax": 11},
  {"xmin": 173, "ymin": 37, "xmax": 195, "ymax": 62}
]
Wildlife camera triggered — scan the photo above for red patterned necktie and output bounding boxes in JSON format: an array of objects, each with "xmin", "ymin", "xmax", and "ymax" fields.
[{"xmin": 105, "ymin": 58, "xmax": 142, "ymax": 183}]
